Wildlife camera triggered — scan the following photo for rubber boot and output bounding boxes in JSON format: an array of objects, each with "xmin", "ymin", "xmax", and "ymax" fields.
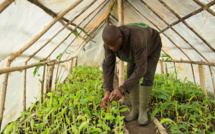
[
  {"xmin": 124, "ymin": 84, "xmax": 139, "ymax": 122},
  {"xmin": 138, "ymin": 86, "xmax": 152, "ymax": 126}
]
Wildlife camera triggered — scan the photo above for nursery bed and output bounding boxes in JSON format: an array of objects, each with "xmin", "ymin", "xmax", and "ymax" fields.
[{"xmin": 2, "ymin": 66, "xmax": 215, "ymax": 134}]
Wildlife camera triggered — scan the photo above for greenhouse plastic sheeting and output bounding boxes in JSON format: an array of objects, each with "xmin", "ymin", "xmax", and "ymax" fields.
[{"xmin": 0, "ymin": 0, "xmax": 215, "ymax": 131}]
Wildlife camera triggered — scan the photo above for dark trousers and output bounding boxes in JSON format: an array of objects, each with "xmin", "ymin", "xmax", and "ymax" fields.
[{"xmin": 127, "ymin": 41, "xmax": 162, "ymax": 86}]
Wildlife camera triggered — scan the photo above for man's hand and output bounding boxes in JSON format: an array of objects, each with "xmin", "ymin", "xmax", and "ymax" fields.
[
  {"xmin": 100, "ymin": 91, "xmax": 111, "ymax": 108},
  {"xmin": 109, "ymin": 89, "xmax": 122, "ymax": 101}
]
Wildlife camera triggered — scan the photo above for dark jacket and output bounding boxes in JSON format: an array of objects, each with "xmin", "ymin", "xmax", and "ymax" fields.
[{"xmin": 102, "ymin": 23, "xmax": 161, "ymax": 93}]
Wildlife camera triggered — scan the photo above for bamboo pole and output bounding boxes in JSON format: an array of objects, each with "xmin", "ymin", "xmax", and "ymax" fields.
[
  {"xmin": 0, "ymin": 0, "xmax": 14, "ymax": 13},
  {"xmin": 45, "ymin": 62, "xmax": 55, "ymax": 94},
  {"xmin": 160, "ymin": 60, "xmax": 164, "ymax": 75},
  {"xmin": 198, "ymin": 65, "xmax": 207, "ymax": 97}
]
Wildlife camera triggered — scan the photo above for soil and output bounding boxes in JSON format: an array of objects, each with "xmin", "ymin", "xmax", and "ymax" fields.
[{"xmin": 121, "ymin": 93, "xmax": 157, "ymax": 134}]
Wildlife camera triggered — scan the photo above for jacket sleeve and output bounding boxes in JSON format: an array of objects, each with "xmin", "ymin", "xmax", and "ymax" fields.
[
  {"xmin": 102, "ymin": 44, "xmax": 116, "ymax": 92},
  {"xmin": 118, "ymin": 43, "xmax": 147, "ymax": 93}
]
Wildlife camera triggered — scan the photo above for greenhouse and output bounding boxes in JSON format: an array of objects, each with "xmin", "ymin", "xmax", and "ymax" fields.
[{"xmin": 0, "ymin": 0, "xmax": 215, "ymax": 133}]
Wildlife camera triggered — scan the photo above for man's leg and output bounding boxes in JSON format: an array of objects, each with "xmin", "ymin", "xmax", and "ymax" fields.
[
  {"xmin": 138, "ymin": 42, "xmax": 162, "ymax": 126},
  {"xmin": 125, "ymin": 62, "xmax": 140, "ymax": 122}
]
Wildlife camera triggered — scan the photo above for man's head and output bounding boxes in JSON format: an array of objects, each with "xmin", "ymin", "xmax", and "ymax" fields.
[{"xmin": 102, "ymin": 25, "xmax": 123, "ymax": 52}]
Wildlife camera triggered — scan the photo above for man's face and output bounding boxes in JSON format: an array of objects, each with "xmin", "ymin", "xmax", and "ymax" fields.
[{"xmin": 104, "ymin": 34, "xmax": 123, "ymax": 52}]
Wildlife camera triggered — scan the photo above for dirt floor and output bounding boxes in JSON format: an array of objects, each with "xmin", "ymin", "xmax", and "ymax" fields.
[{"xmin": 122, "ymin": 93, "xmax": 157, "ymax": 134}]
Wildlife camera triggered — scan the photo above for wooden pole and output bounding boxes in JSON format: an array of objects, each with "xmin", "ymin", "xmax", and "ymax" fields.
[
  {"xmin": 0, "ymin": 0, "xmax": 14, "ymax": 13},
  {"xmin": 68, "ymin": 58, "xmax": 74, "ymax": 75},
  {"xmin": 209, "ymin": 66, "xmax": 215, "ymax": 94},
  {"xmin": 165, "ymin": 63, "xmax": 169, "ymax": 77},
  {"xmin": 45, "ymin": 63, "xmax": 55, "ymax": 94},
  {"xmin": 191, "ymin": 64, "xmax": 196, "ymax": 84},
  {"xmin": 118, "ymin": 0, "xmax": 124, "ymax": 86},
  {"xmin": 0, "ymin": 61, "xmax": 10, "ymax": 129},
  {"xmin": 160, "ymin": 60, "xmax": 164, "ymax": 75},
  {"xmin": 23, "ymin": 68, "xmax": 27, "ymax": 111},
  {"xmin": 159, "ymin": 59, "xmax": 215, "ymax": 66},
  {"xmin": 117, "ymin": 0, "xmax": 125, "ymax": 104},
  {"xmin": 41, "ymin": 65, "xmax": 46, "ymax": 104},
  {"xmin": 75, "ymin": 57, "xmax": 78, "ymax": 67},
  {"xmin": 198, "ymin": 64, "xmax": 207, "ymax": 97},
  {"xmin": 173, "ymin": 62, "xmax": 177, "ymax": 79}
]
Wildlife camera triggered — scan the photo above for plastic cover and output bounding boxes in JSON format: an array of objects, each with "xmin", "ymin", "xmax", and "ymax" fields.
[{"xmin": 0, "ymin": 0, "xmax": 215, "ymax": 131}]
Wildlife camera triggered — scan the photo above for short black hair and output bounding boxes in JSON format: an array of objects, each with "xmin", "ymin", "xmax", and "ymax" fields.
[{"xmin": 102, "ymin": 25, "xmax": 121, "ymax": 45}]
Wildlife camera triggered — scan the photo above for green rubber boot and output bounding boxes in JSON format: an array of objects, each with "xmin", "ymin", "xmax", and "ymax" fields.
[
  {"xmin": 124, "ymin": 84, "xmax": 139, "ymax": 122},
  {"xmin": 138, "ymin": 86, "xmax": 152, "ymax": 126}
]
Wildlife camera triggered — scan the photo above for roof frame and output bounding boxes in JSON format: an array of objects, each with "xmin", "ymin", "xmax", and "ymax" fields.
[
  {"xmin": 127, "ymin": 0, "xmax": 192, "ymax": 61},
  {"xmin": 158, "ymin": 0, "xmax": 215, "ymax": 52},
  {"xmin": 135, "ymin": 0, "xmax": 209, "ymax": 62},
  {"xmin": 27, "ymin": 0, "xmax": 87, "ymax": 35}
]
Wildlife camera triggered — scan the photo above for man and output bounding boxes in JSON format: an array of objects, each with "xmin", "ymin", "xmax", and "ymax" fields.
[{"xmin": 100, "ymin": 23, "xmax": 162, "ymax": 126}]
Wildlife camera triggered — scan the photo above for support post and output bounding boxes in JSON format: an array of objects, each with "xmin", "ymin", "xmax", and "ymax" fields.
[
  {"xmin": 198, "ymin": 64, "xmax": 207, "ymax": 97},
  {"xmin": 209, "ymin": 66, "xmax": 215, "ymax": 94},
  {"xmin": 45, "ymin": 62, "xmax": 55, "ymax": 95},
  {"xmin": 75, "ymin": 57, "xmax": 78, "ymax": 67},
  {"xmin": 68, "ymin": 58, "xmax": 74, "ymax": 75},
  {"xmin": 160, "ymin": 60, "xmax": 164, "ymax": 75},
  {"xmin": 118, "ymin": 0, "xmax": 124, "ymax": 86},
  {"xmin": 40, "ymin": 65, "xmax": 46, "ymax": 104},
  {"xmin": 118, "ymin": 0, "xmax": 125, "ymax": 104}
]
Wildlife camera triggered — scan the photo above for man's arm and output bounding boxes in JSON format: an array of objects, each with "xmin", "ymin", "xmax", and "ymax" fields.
[
  {"xmin": 102, "ymin": 44, "xmax": 116, "ymax": 92},
  {"xmin": 101, "ymin": 44, "xmax": 116, "ymax": 107}
]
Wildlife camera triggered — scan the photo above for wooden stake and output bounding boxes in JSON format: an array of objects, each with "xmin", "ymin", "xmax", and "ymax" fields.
[
  {"xmin": 165, "ymin": 63, "xmax": 169, "ymax": 77},
  {"xmin": 0, "ymin": 61, "xmax": 10, "ymax": 130},
  {"xmin": 173, "ymin": 62, "xmax": 177, "ymax": 79},
  {"xmin": 68, "ymin": 58, "xmax": 74, "ymax": 75},
  {"xmin": 23, "ymin": 69, "xmax": 27, "ymax": 111},
  {"xmin": 45, "ymin": 63, "xmax": 55, "ymax": 94},
  {"xmin": 75, "ymin": 57, "xmax": 78, "ymax": 67},
  {"xmin": 209, "ymin": 66, "xmax": 215, "ymax": 94},
  {"xmin": 0, "ymin": 0, "xmax": 14, "ymax": 13},
  {"xmin": 160, "ymin": 60, "xmax": 164, "ymax": 75},
  {"xmin": 198, "ymin": 64, "xmax": 207, "ymax": 97},
  {"xmin": 191, "ymin": 64, "xmax": 196, "ymax": 84},
  {"xmin": 41, "ymin": 65, "xmax": 46, "ymax": 104}
]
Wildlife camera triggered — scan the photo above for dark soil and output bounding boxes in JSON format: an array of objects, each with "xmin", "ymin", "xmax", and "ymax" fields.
[{"xmin": 121, "ymin": 93, "xmax": 157, "ymax": 134}]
